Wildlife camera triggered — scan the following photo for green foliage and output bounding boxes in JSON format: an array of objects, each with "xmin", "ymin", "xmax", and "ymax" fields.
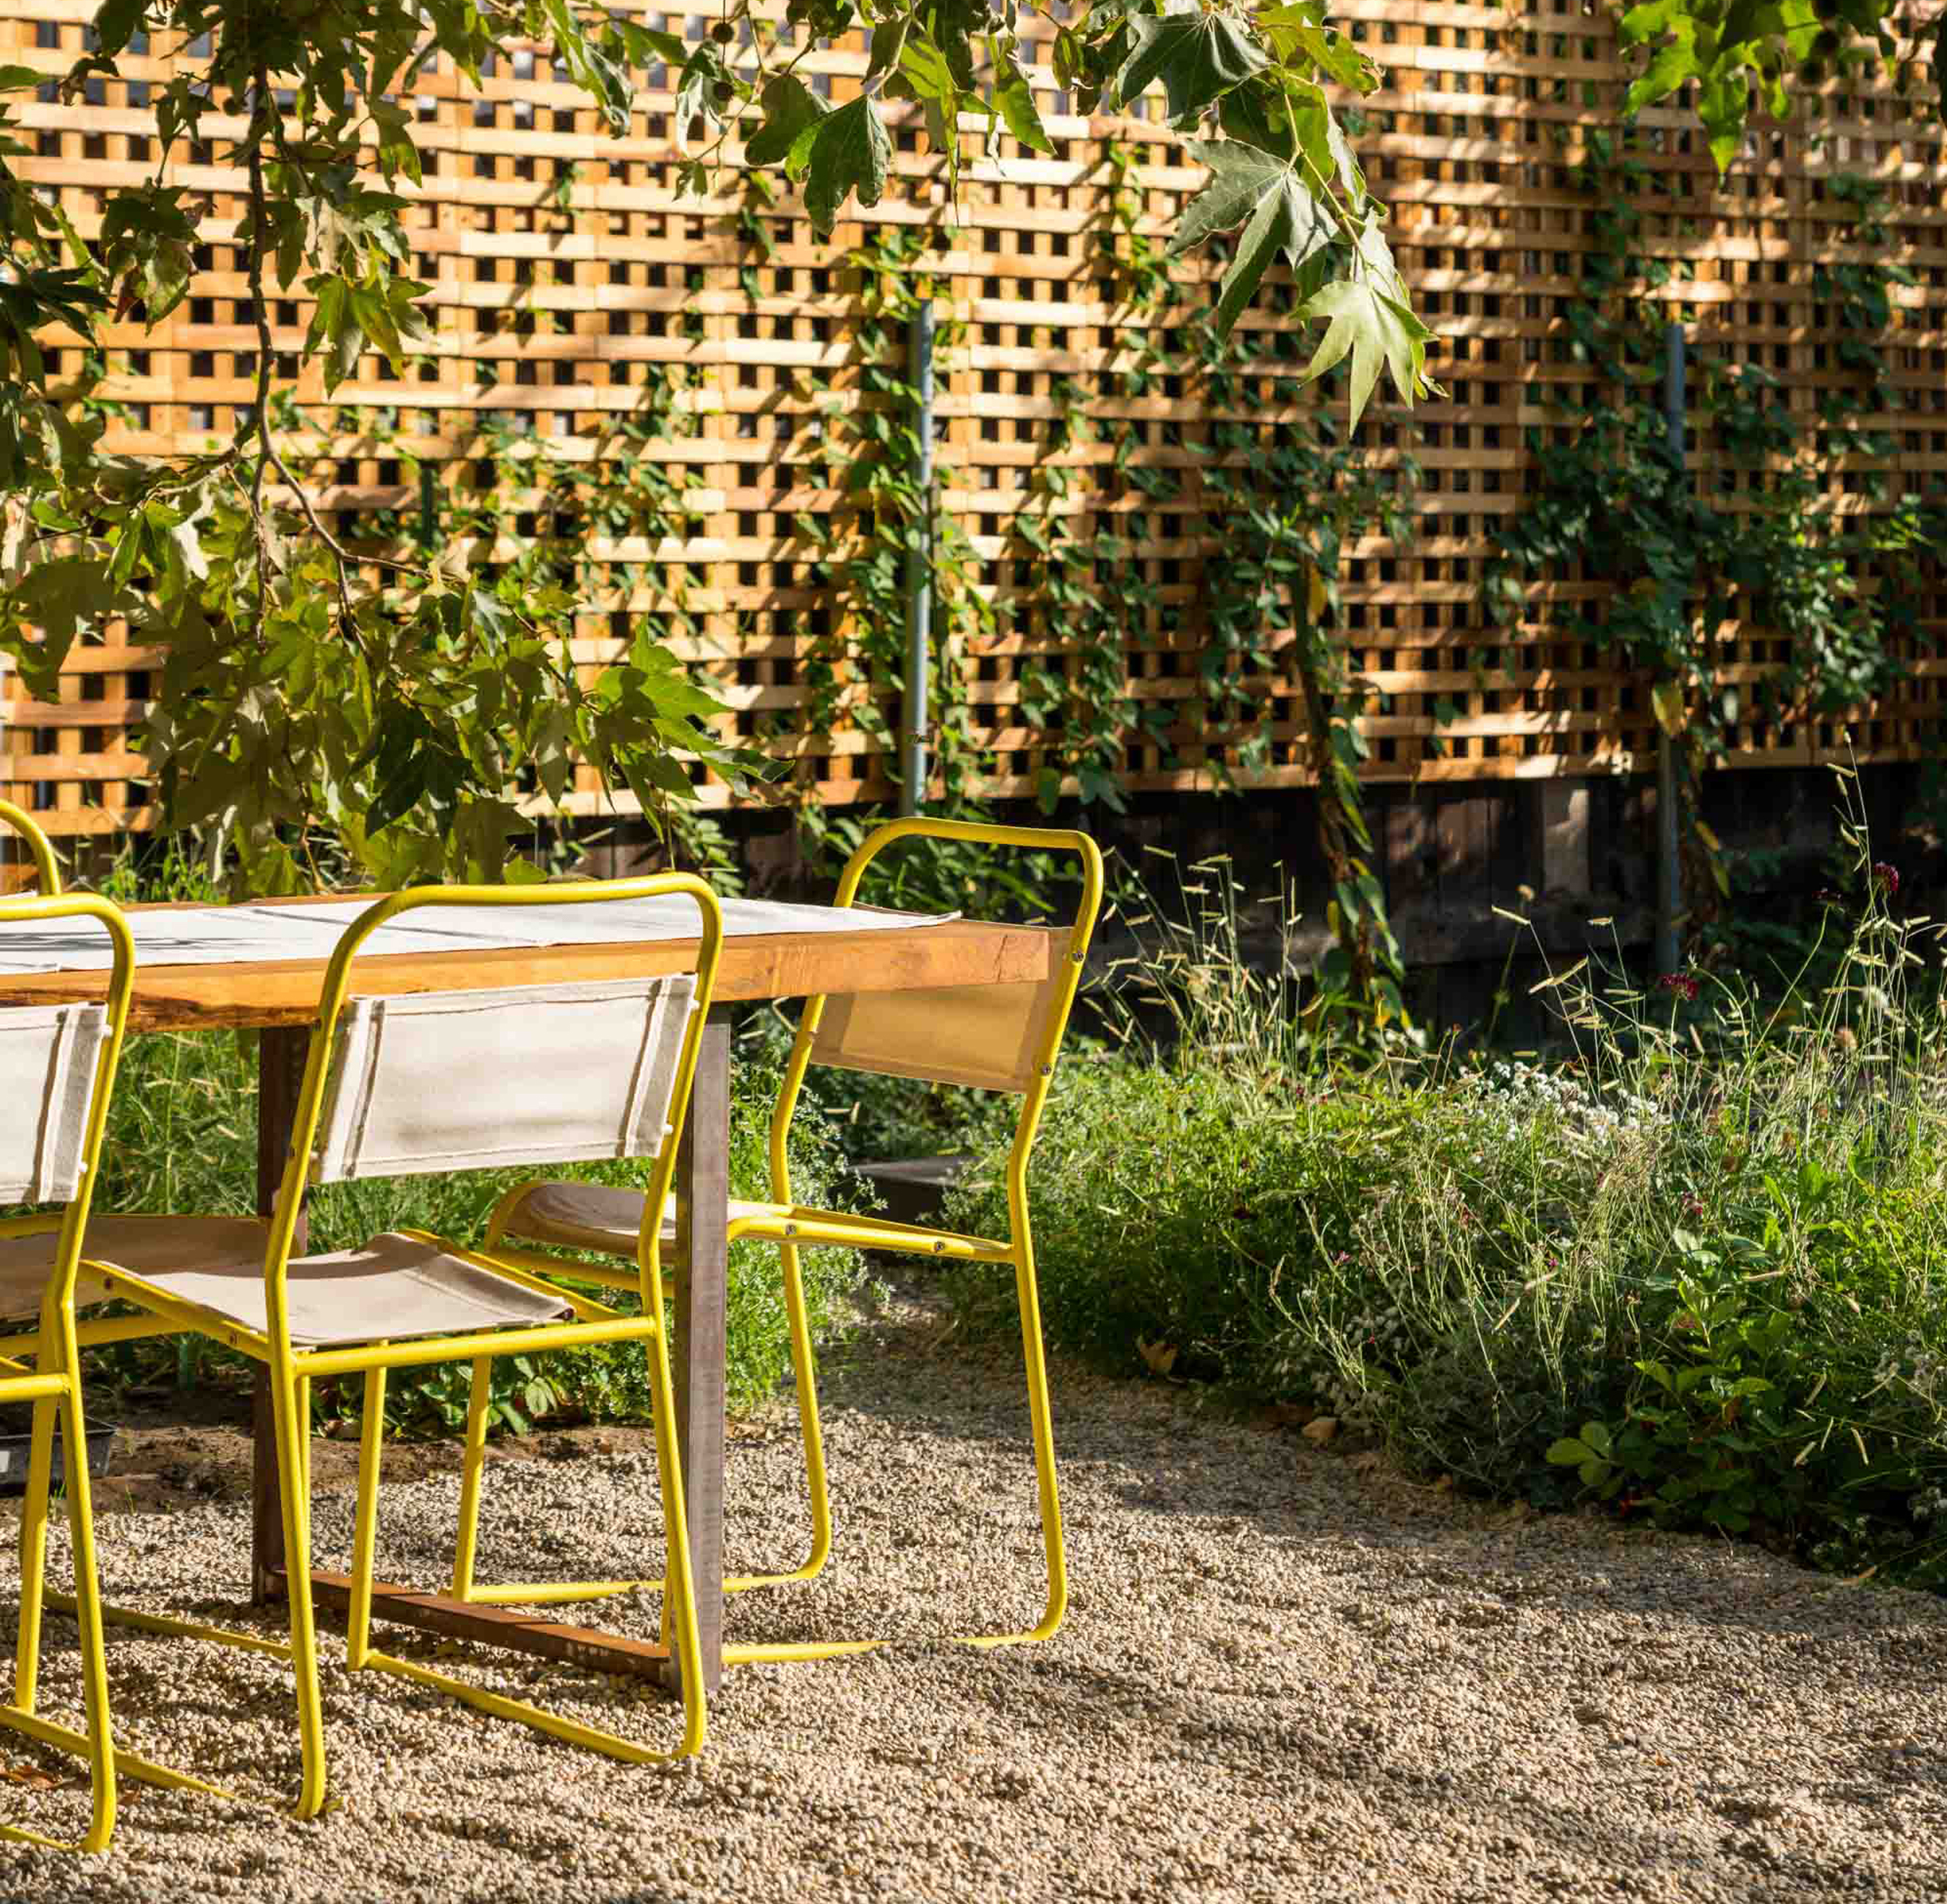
[
  {"xmin": 1617, "ymin": 0, "xmax": 1942, "ymax": 171},
  {"xmin": 0, "ymin": 0, "xmax": 1438, "ymax": 902},
  {"xmin": 1199, "ymin": 349, "xmax": 1421, "ymax": 1029},
  {"xmin": 1486, "ymin": 138, "xmax": 1947, "ymax": 934},
  {"xmin": 1006, "ymin": 139, "xmax": 1421, "ymax": 1034},
  {"xmin": 778, "ymin": 227, "xmax": 988, "ymax": 827},
  {"xmin": 946, "ymin": 803, "xmax": 1947, "ymax": 1587}
]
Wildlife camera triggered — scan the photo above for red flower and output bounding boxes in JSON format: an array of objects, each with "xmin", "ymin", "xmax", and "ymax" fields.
[
  {"xmin": 1874, "ymin": 862, "xmax": 1901, "ymax": 898},
  {"xmin": 1660, "ymin": 971, "xmax": 1700, "ymax": 1001}
]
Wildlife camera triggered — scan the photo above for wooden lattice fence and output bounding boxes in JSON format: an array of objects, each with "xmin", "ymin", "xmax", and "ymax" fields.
[{"xmin": 3, "ymin": 0, "xmax": 1945, "ymax": 842}]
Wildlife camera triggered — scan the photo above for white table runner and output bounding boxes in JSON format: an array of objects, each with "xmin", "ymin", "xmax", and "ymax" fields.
[{"xmin": 0, "ymin": 895, "xmax": 956, "ymax": 977}]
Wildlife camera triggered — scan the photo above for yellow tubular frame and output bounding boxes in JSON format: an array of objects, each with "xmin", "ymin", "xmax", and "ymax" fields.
[
  {"xmin": 85, "ymin": 875, "xmax": 724, "ymax": 1816},
  {"xmin": 0, "ymin": 886, "xmax": 132, "ymax": 1852},
  {"xmin": 480, "ymin": 817, "xmax": 1104, "ymax": 1663},
  {"xmin": 0, "ymin": 798, "xmax": 63, "ymax": 897}
]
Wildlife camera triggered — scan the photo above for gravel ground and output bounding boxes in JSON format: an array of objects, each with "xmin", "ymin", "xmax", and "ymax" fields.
[{"xmin": 1, "ymin": 1288, "xmax": 1945, "ymax": 1902}]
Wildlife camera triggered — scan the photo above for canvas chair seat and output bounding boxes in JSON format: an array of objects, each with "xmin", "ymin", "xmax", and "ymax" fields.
[
  {"xmin": 47, "ymin": 1217, "xmax": 569, "ymax": 1346},
  {"xmin": 0, "ymin": 1214, "xmax": 270, "ymax": 1319},
  {"xmin": 501, "ymin": 1181, "xmax": 776, "ymax": 1256}
]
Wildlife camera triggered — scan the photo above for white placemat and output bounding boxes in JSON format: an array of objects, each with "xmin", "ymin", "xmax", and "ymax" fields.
[{"xmin": 0, "ymin": 894, "xmax": 957, "ymax": 977}]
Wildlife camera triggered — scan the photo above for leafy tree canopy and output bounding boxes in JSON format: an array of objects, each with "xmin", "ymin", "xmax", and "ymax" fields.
[{"xmin": 0, "ymin": 0, "xmax": 1437, "ymax": 891}]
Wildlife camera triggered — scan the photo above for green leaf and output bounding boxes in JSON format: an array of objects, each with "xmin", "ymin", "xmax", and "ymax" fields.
[
  {"xmin": 745, "ymin": 75, "xmax": 826, "ymax": 167},
  {"xmin": 1294, "ymin": 276, "xmax": 1437, "ymax": 424},
  {"xmin": 991, "ymin": 43, "xmax": 1053, "ymax": 153},
  {"xmin": 1173, "ymin": 143, "xmax": 1334, "ymax": 336},
  {"xmin": 1257, "ymin": 9, "xmax": 1382, "ymax": 93},
  {"xmin": 1625, "ymin": 37, "xmax": 1701, "ymax": 114},
  {"xmin": 1113, "ymin": 7, "xmax": 1267, "ymax": 121},
  {"xmin": 9, "ymin": 554, "xmax": 109, "ymax": 692},
  {"xmin": 1287, "ymin": 86, "xmax": 1365, "ymax": 199},
  {"xmin": 804, "ymin": 97, "xmax": 891, "ymax": 233},
  {"xmin": 637, "ymin": 28, "xmax": 692, "ymax": 64},
  {"xmin": 1171, "ymin": 139, "xmax": 1290, "ymax": 255},
  {"xmin": 1618, "ymin": 0, "xmax": 1685, "ymax": 44},
  {"xmin": 1546, "ymin": 1437, "xmax": 1596, "ymax": 1466},
  {"xmin": 541, "ymin": 0, "xmax": 636, "ymax": 133},
  {"xmin": 674, "ymin": 44, "xmax": 731, "ymax": 135},
  {"xmin": 1650, "ymin": 678, "xmax": 1687, "ymax": 735}
]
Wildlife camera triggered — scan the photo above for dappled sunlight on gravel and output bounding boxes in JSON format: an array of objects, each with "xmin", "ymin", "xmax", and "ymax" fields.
[{"xmin": 0, "ymin": 1286, "xmax": 1944, "ymax": 1902}]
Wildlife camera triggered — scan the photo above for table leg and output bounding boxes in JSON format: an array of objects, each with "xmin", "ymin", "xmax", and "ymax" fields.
[
  {"xmin": 252, "ymin": 1026, "xmax": 309, "ymax": 1606},
  {"xmin": 667, "ymin": 1005, "xmax": 729, "ymax": 1696}
]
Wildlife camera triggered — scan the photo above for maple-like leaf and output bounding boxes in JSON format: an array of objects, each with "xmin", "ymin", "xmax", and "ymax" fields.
[
  {"xmin": 1296, "ymin": 277, "xmax": 1438, "ymax": 423},
  {"xmin": 1171, "ymin": 140, "xmax": 1333, "ymax": 336},
  {"xmin": 1113, "ymin": 5, "xmax": 1266, "ymax": 121}
]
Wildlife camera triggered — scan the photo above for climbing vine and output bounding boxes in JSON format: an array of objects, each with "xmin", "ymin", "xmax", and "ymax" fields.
[
  {"xmin": 238, "ymin": 359, "xmax": 753, "ymax": 889},
  {"xmin": 1485, "ymin": 129, "xmax": 1946, "ymax": 939}
]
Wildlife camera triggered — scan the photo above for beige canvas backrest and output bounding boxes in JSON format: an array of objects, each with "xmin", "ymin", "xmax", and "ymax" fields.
[
  {"xmin": 808, "ymin": 929, "xmax": 1065, "ymax": 1094},
  {"xmin": 312, "ymin": 976, "xmax": 696, "ymax": 1183},
  {"xmin": 0, "ymin": 1002, "xmax": 111, "ymax": 1203}
]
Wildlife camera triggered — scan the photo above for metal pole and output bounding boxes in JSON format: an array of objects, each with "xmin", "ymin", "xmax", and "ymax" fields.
[
  {"xmin": 1654, "ymin": 322, "xmax": 1685, "ymax": 977},
  {"xmin": 901, "ymin": 298, "xmax": 935, "ymax": 818}
]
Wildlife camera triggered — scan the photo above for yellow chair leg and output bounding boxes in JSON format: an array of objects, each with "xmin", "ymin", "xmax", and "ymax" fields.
[
  {"xmin": 454, "ymin": 1243, "xmax": 834, "ymax": 1614},
  {"xmin": 0, "ymin": 1373, "xmax": 122, "ymax": 1849},
  {"xmin": 348, "ymin": 1369, "xmax": 386, "ymax": 1672},
  {"xmin": 729, "ymin": 1227, "xmax": 1069, "ymax": 1668},
  {"xmin": 295, "ymin": 1374, "xmax": 312, "ymax": 1537},
  {"xmin": 777, "ymin": 1241, "xmax": 833, "ymax": 1585},
  {"xmin": 13, "ymin": 1394, "xmax": 57, "ymax": 1715},
  {"xmin": 645, "ymin": 1327, "xmax": 707, "ymax": 1759},
  {"xmin": 55, "ymin": 1387, "xmax": 116, "ymax": 1851},
  {"xmin": 997, "ymin": 1237, "xmax": 1066, "ymax": 1647},
  {"xmin": 350, "ymin": 1338, "xmax": 708, "ymax": 1764},
  {"xmin": 451, "ymin": 1357, "xmax": 492, "ymax": 1600},
  {"xmin": 269, "ymin": 1357, "xmax": 331, "ymax": 1819}
]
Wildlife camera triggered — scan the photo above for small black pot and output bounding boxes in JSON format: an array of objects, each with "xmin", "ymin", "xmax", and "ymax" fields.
[{"xmin": 0, "ymin": 1421, "xmax": 116, "ymax": 1494}]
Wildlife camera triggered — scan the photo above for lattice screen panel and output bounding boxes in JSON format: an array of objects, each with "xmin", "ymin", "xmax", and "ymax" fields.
[{"xmin": 2, "ymin": 0, "xmax": 1942, "ymax": 836}]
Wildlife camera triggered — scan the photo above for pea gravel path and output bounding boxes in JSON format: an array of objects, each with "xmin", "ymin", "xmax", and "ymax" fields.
[{"xmin": 2, "ymin": 1288, "xmax": 1946, "ymax": 1903}]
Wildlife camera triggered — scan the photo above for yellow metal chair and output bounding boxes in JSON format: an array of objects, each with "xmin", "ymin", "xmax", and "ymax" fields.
[
  {"xmin": 484, "ymin": 817, "xmax": 1104, "ymax": 1665},
  {"xmin": 35, "ymin": 875, "xmax": 724, "ymax": 1816},
  {"xmin": 0, "ymin": 854, "xmax": 132, "ymax": 1851}
]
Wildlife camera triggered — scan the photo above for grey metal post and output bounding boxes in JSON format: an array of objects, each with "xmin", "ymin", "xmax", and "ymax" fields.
[
  {"xmin": 1654, "ymin": 322, "xmax": 1685, "ymax": 977},
  {"xmin": 902, "ymin": 298, "xmax": 935, "ymax": 818}
]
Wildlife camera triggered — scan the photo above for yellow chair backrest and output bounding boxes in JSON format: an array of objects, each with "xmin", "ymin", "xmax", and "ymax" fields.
[
  {"xmin": 804, "ymin": 819, "xmax": 1102, "ymax": 1099},
  {"xmin": 0, "ymin": 890, "xmax": 135, "ymax": 1293},
  {"xmin": 0, "ymin": 801, "xmax": 62, "ymax": 897},
  {"xmin": 269, "ymin": 875, "xmax": 724, "ymax": 1283}
]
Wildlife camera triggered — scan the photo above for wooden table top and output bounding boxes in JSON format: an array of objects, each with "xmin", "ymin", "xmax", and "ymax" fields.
[{"xmin": 0, "ymin": 903, "xmax": 1060, "ymax": 1032}]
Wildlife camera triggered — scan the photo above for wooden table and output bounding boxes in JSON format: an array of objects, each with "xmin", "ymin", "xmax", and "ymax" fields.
[{"xmin": 0, "ymin": 905, "xmax": 1058, "ymax": 1693}]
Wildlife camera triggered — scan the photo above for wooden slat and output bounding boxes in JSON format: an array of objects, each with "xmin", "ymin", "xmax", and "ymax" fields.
[{"xmin": 296, "ymin": 1571, "xmax": 674, "ymax": 1681}]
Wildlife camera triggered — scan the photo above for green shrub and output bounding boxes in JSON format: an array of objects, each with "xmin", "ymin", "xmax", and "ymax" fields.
[
  {"xmin": 90, "ymin": 1026, "xmax": 864, "ymax": 1431},
  {"xmin": 947, "ymin": 817, "xmax": 1947, "ymax": 1585}
]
